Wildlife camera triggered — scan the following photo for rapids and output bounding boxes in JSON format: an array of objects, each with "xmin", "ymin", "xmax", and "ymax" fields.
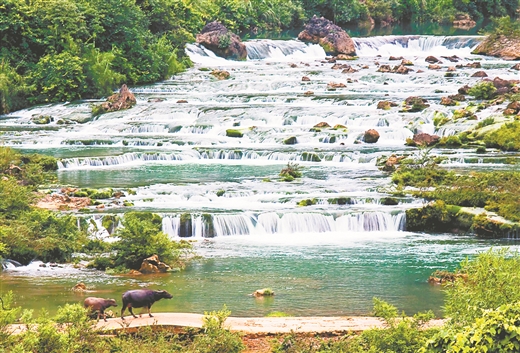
[{"xmin": 1, "ymin": 35, "xmax": 519, "ymax": 316}]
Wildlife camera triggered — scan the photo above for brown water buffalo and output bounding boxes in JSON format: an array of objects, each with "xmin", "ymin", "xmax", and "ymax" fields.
[
  {"xmin": 83, "ymin": 297, "xmax": 117, "ymax": 322},
  {"xmin": 121, "ymin": 289, "xmax": 172, "ymax": 319}
]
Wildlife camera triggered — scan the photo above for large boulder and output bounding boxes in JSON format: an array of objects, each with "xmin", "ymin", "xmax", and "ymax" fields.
[
  {"xmin": 363, "ymin": 129, "xmax": 380, "ymax": 143},
  {"xmin": 196, "ymin": 21, "xmax": 247, "ymax": 60},
  {"xmin": 298, "ymin": 16, "xmax": 356, "ymax": 56},
  {"xmin": 139, "ymin": 255, "xmax": 171, "ymax": 274},
  {"xmin": 94, "ymin": 84, "xmax": 136, "ymax": 115},
  {"xmin": 472, "ymin": 34, "xmax": 520, "ymax": 60}
]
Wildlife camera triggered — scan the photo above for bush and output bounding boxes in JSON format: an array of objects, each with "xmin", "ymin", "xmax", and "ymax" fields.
[
  {"xmin": 111, "ymin": 211, "xmax": 192, "ymax": 270},
  {"xmin": 443, "ymin": 248, "xmax": 520, "ymax": 327},
  {"xmin": 347, "ymin": 298, "xmax": 437, "ymax": 353},
  {"xmin": 280, "ymin": 162, "xmax": 303, "ymax": 182},
  {"xmin": 189, "ymin": 305, "xmax": 245, "ymax": 353},
  {"xmin": 468, "ymin": 82, "xmax": 497, "ymax": 100},
  {"xmin": 484, "ymin": 121, "xmax": 520, "ymax": 151}
]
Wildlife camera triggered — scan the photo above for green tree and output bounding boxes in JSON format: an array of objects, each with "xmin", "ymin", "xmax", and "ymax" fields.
[{"xmin": 112, "ymin": 211, "xmax": 189, "ymax": 270}]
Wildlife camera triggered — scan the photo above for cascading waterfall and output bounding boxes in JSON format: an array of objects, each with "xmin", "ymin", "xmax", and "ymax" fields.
[{"xmin": 160, "ymin": 211, "xmax": 406, "ymax": 238}]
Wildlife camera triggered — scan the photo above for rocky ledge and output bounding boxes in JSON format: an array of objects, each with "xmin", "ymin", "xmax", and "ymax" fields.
[
  {"xmin": 472, "ymin": 34, "xmax": 520, "ymax": 60},
  {"xmin": 196, "ymin": 21, "xmax": 247, "ymax": 60},
  {"xmin": 298, "ymin": 16, "xmax": 356, "ymax": 56}
]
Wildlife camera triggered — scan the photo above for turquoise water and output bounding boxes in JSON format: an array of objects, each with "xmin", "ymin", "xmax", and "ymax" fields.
[{"xmin": 1, "ymin": 34, "xmax": 519, "ymax": 317}]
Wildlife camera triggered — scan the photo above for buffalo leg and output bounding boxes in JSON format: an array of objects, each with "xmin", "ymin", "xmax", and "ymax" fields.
[
  {"xmin": 128, "ymin": 307, "xmax": 138, "ymax": 318},
  {"xmin": 148, "ymin": 305, "xmax": 153, "ymax": 318}
]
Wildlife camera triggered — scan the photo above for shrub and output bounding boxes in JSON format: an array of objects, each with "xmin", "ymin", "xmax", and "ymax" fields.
[
  {"xmin": 189, "ymin": 305, "xmax": 245, "ymax": 353},
  {"xmin": 347, "ymin": 298, "xmax": 437, "ymax": 353},
  {"xmin": 468, "ymin": 82, "xmax": 497, "ymax": 100},
  {"xmin": 424, "ymin": 301, "xmax": 520, "ymax": 353},
  {"xmin": 280, "ymin": 162, "xmax": 303, "ymax": 182},
  {"xmin": 111, "ymin": 211, "xmax": 193, "ymax": 270},
  {"xmin": 443, "ymin": 248, "xmax": 520, "ymax": 327},
  {"xmin": 484, "ymin": 121, "xmax": 520, "ymax": 151}
]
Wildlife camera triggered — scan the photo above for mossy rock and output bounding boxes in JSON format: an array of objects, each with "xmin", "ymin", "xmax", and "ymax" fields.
[
  {"xmin": 328, "ymin": 197, "xmax": 352, "ymax": 205},
  {"xmin": 202, "ymin": 213, "xmax": 216, "ymax": 238},
  {"xmin": 179, "ymin": 213, "xmax": 192, "ymax": 237},
  {"xmin": 301, "ymin": 152, "xmax": 321, "ymax": 162},
  {"xmin": 216, "ymin": 189, "xmax": 225, "ymax": 197},
  {"xmin": 297, "ymin": 198, "xmax": 317, "ymax": 206},
  {"xmin": 380, "ymin": 197, "xmax": 399, "ymax": 205},
  {"xmin": 226, "ymin": 129, "xmax": 244, "ymax": 138},
  {"xmin": 283, "ymin": 136, "xmax": 298, "ymax": 145},
  {"xmin": 31, "ymin": 115, "xmax": 53, "ymax": 124}
]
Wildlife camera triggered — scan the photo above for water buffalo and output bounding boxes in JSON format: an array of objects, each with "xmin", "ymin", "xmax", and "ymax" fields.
[
  {"xmin": 121, "ymin": 289, "xmax": 173, "ymax": 319},
  {"xmin": 83, "ymin": 297, "xmax": 117, "ymax": 322}
]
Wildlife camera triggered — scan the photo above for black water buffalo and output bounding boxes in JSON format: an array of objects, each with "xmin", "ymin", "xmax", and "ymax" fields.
[
  {"xmin": 83, "ymin": 297, "xmax": 117, "ymax": 322},
  {"xmin": 121, "ymin": 289, "xmax": 173, "ymax": 319}
]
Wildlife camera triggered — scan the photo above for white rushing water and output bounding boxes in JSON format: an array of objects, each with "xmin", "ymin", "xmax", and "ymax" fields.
[{"xmin": 1, "ymin": 34, "xmax": 518, "ymax": 240}]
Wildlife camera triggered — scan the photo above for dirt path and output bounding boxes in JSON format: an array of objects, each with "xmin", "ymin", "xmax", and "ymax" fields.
[{"xmin": 93, "ymin": 313, "xmax": 445, "ymax": 334}]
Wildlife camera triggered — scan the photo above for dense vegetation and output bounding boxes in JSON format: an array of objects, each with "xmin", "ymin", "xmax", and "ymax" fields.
[
  {"xmin": 0, "ymin": 147, "xmax": 190, "ymax": 270},
  {"xmin": 1, "ymin": 0, "xmax": 519, "ymax": 114}
]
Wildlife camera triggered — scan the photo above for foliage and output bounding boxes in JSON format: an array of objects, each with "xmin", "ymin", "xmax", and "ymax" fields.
[
  {"xmin": 0, "ymin": 59, "xmax": 29, "ymax": 114},
  {"xmin": 280, "ymin": 162, "xmax": 303, "ymax": 182},
  {"xmin": 484, "ymin": 121, "xmax": 520, "ymax": 151},
  {"xmin": 346, "ymin": 298, "xmax": 436, "ymax": 353},
  {"xmin": 468, "ymin": 81, "xmax": 497, "ymax": 100},
  {"xmin": 189, "ymin": 305, "xmax": 245, "ymax": 353},
  {"xmin": 443, "ymin": 248, "xmax": 520, "ymax": 327},
  {"xmin": 110, "ymin": 211, "xmax": 193, "ymax": 270},
  {"xmin": 424, "ymin": 301, "xmax": 520, "ymax": 353},
  {"xmin": 300, "ymin": 0, "xmax": 369, "ymax": 25},
  {"xmin": 391, "ymin": 148, "xmax": 453, "ymax": 188},
  {"xmin": 405, "ymin": 200, "xmax": 462, "ymax": 232}
]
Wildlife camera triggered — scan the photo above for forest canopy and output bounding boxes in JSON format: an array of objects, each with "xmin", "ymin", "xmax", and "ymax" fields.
[{"xmin": 1, "ymin": 0, "xmax": 519, "ymax": 113}]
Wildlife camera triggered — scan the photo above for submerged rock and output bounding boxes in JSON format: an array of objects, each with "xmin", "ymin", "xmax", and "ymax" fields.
[
  {"xmin": 298, "ymin": 16, "xmax": 356, "ymax": 56},
  {"xmin": 196, "ymin": 21, "xmax": 247, "ymax": 60}
]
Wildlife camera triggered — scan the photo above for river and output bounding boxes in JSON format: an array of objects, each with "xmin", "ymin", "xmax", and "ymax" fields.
[{"xmin": 0, "ymin": 34, "xmax": 518, "ymax": 317}]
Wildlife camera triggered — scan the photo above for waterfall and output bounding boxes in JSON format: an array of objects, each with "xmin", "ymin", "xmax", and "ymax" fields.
[
  {"xmin": 353, "ymin": 35, "xmax": 483, "ymax": 57},
  {"xmin": 160, "ymin": 211, "xmax": 405, "ymax": 238}
]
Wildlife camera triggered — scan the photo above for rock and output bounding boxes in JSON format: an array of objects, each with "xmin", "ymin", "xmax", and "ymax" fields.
[
  {"xmin": 491, "ymin": 77, "xmax": 514, "ymax": 90},
  {"xmin": 210, "ymin": 69, "xmax": 230, "ymax": 80},
  {"xmin": 252, "ymin": 288, "xmax": 275, "ymax": 297},
  {"xmin": 412, "ymin": 133, "xmax": 440, "ymax": 146},
  {"xmin": 302, "ymin": 76, "xmax": 310, "ymax": 81},
  {"xmin": 453, "ymin": 14, "xmax": 476, "ymax": 29},
  {"xmin": 428, "ymin": 64, "xmax": 442, "ymax": 70},
  {"xmin": 314, "ymin": 122, "xmax": 331, "ymax": 128},
  {"xmin": 336, "ymin": 54, "xmax": 356, "ymax": 60},
  {"xmin": 506, "ymin": 101, "xmax": 520, "ymax": 114},
  {"xmin": 31, "ymin": 115, "xmax": 53, "ymax": 124},
  {"xmin": 466, "ymin": 62, "xmax": 481, "ymax": 68},
  {"xmin": 128, "ymin": 269, "xmax": 142, "ymax": 275},
  {"xmin": 449, "ymin": 94, "xmax": 466, "ymax": 101},
  {"xmin": 394, "ymin": 65, "xmax": 412, "ymax": 74},
  {"xmin": 283, "ymin": 136, "xmax": 297, "ymax": 145},
  {"xmin": 377, "ymin": 101, "xmax": 398, "ymax": 110},
  {"xmin": 471, "ymin": 71, "xmax": 488, "ymax": 77},
  {"xmin": 403, "ymin": 96, "xmax": 429, "ymax": 112},
  {"xmin": 327, "ymin": 82, "xmax": 346, "ymax": 90},
  {"xmin": 512, "ymin": 63, "xmax": 520, "ymax": 70},
  {"xmin": 177, "ymin": 100, "xmax": 188, "ymax": 103},
  {"xmin": 379, "ymin": 154, "xmax": 406, "ymax": 172},
  {"xmin": 303, "ymin": 91, "xmax": 314, "ymax": 96},
  {"xmin": 472, "ymin": 34, "xmax": 520, "ymax": 60},
  {"xmin": 139, "ymin": 254, "xmax": 171, "ymax": 274},
  {"xmin": 363, "ymin": 129, "xmax": 380, "ymax": 143},
  {"xmin": 196, "ymin": 21, "xmax": 247, "ymax": 60},
  {"xmin": 95, "ymin": 84, "xmax": 137, "ymax": 115},
  {"xmin": 297, "ymin": 16, "xmax": 356, "ymax": 56},
  {"xmin": 341, "ymin": 66, "xmax": 358, "ymax": 73},
  {"xmin": 458, "ymin": 85, "xmax": 471, "ymax": 95},
  {"xmin": 389, "ymin": 56, "xmax": 404, "ymax": 61},
  {"xmin": 401, "ymin": 59, "xmax": 414, "ymax": 66},
  {"xmin": 447, "ymin": 66, "xmax": 456, "ymax": 72},
  {"xmin": 440, "ymin": 97, "xmax": 457, "ymax": 106},
  {"xmin": 72, "ymin": 283, "xmax": 87, "ymax": 292},
  {"xmin": 425, "ymin": 56, "xmax": 440, "ymax": 63},
  {"xmin": 442, "ymin": 55, "xmax": 461, "ymax": 63},
  {"xmin": 377, "ymin": 64, "xmax": 392, "ymax": 73}
]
